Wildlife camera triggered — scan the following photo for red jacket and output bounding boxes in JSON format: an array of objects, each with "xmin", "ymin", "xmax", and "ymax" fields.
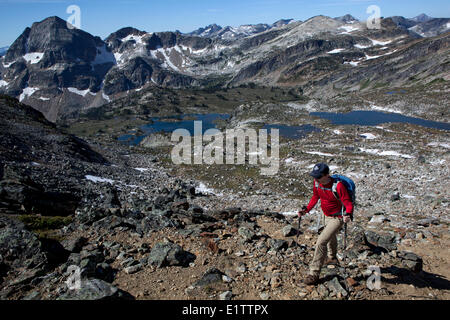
[{"xmin": 306, "ymin": 178, "xmax": 353, "ymax": 217}]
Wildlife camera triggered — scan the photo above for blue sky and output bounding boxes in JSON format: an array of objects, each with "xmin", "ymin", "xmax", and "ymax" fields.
[{"xmin": 0, "ymin": 0, "xmax": 449, "ymax": 47}]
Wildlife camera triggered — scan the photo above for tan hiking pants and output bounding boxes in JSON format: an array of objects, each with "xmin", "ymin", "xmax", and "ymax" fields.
[{"xmin": 309, "ymin": 215, "xmax": 344, "ymax": 276}]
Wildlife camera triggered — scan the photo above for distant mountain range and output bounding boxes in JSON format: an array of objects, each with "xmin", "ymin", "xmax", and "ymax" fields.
[
  {"xmin": 187, "ymin": 19, "xmax": 294, "ymax": 40},
  {"xmin": 0, "ymin": 47, "xmax": 8, "ymax": 57},
  {"xmin": 0, "ymin": 13, "xmax": 448, "ymax": 122}
]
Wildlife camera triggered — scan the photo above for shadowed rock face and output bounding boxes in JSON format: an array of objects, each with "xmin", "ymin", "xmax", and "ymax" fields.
[
  {"xmin": 0, "ymin": 95, "xmax": 107, "ymax": 215},
  {"xmin": 1, "ymin": 16, "xmax": 115, "ymax": 121}
]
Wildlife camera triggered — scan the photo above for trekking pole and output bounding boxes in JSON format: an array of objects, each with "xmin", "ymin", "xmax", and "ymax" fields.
[
  {"xmin": 296, "ymin": 206, "xmax": 307, "ymax": 247},
  {"xmin": 342, "ymin": 208, "xmax": 347, "ymax": 251}
]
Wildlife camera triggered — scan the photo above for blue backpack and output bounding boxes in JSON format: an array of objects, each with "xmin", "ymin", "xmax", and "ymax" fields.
[{"xmin": 331, "ymin": 174, "xmax": 356, "ymax": 205}]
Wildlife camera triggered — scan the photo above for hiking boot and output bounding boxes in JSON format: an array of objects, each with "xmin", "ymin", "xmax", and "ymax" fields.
[
  {"xmin": 325, "ymin": 258, "xmax": 339, "ymax": 266},
  {"xmin": 303, "ymin": 274, "xmax": 320, "ymax": 286}
]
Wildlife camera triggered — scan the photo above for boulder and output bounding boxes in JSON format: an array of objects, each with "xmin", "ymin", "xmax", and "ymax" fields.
[
  {"xmin": 325, "ymin": 277, "xmax": 348, "ymax": 297},
  {"xmin": 238, "ymin": 227, "xmax": 256, "ymax": 241},
  {"xmin": 58, "ymin": 279, "xmax": 133, "ymax": 300},
  {"xmin": 61, "ymin": 236, "xmax": 88, "ymax": 253},
  {"xmin": 282, "ymin": 225, "xmax": 296, "ymax": 237},
  {"xmin": 364, "ymin": 230, "xmax": 397, "ymax": 251},
  {"xmin": 398, "ymin": 251, "xmax": 423, "ymax": 273},
  {"xmin": 147, "ymin": 241, "xmax": 196, "ymax": 268},
  {"xmin": 269, "ymin": 239, "xmax": 288, "ymax": 252},
  {"xmin": 193, "ymin": 268, "xmax": 225, "ymax": 287}
]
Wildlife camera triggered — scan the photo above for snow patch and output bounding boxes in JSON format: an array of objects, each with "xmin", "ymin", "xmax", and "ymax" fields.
[
  {"xmin": 360, "ymin": 133, "xmax": 377, "ymax": 140},
  {"xmin": 306, "ymin": 151, "xmax": 334, "ymax": 157},
  {"xmin": 344, "ymin": 60, "xmax": 360, "ymax": 66},
  {"xmin": 196, "ymin": 182, "xmax": 219, "ymax": 195},
  {"xmin": 281, "ymin": 211, "xmax": 299, "ymax": 217},
  {"xmin": 327, "ymin": 48, "xmax": 345, "ymax": 54},
  {"xmin": 371, "ymin": 105, "xmax": 402, "ymax": 114},
  {"xmin": 287, "ymin": 101, "xmax": 317, "ymax": 111},
  {"xmin": 2, "ymin": 61, "xmax": 14, "ymax": 68},
  {"xmin": 102, "ymin": 92, "xmax": 111, "ymax": 102},
  {"xmin": 370, "ymin": 39, "xmax": 392, "ymax": 46},
  {"xmin": 121, "ymin": 34, "xmax": 144, "ymax": 45},
  {"xmin": 134, "ymin": 168, "xmax": 149, "ymax": 173},
  {"xmin": 333, "ymin": 129, "xmax": 342, "ymax": 135},
  {"xmin": 339, "ymin": 25, "xmax": 359, "ymax": 33},
  {"xmin": 365, "ymin": 53, "xmax": 381, "ymax": 60},
  {"xmin": 0, "ymin": 80, "xmax": 8, "ymax": 87},
  {"xmin": 67, "ymin": 87, "xmax": 96, "ymax": 97},
  {"xmin": 19, "ymin": 87, "xmax": 39, "ymax": 102},
  {"xmin": 85, "ymin": 175, "xmax": 115, "ymax": 184},
  {"xmin": 23, "ymin": 52, "xmax": 44, "ymax": 64},
  {"xmin": 38, "ymin": 97, "xmax": 50, "ymax": 101},
  {"xmin": 428, "ymin": 142, "xmax": 450, "ymax": 149},
  {"xmin": 359, "ymin": 148, "xmax": 413, "ymax": 159}
]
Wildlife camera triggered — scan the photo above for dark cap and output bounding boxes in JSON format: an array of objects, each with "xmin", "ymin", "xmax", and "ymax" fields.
[{"xmin": 309, "ymin": 163, "xmax": 329, "ymax": 179}]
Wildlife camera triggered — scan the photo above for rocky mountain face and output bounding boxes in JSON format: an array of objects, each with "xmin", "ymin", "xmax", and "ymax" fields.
[
  {"xmin": 334, "ymin": 14, "xmax": 359, "ymax": 23},
  {"xmin": 408, "ymin": 18, "xmax": 450, "ymax": 37},
  {"xmin": 0, "ymin": 14, "xmax": 449, "ymax": 122},
  {"xmin": 411, "ymin": 13, "xmax": 434, "ymax": 23}
]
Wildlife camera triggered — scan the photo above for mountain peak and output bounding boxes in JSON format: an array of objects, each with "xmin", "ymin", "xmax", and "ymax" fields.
[
  {"xmin": 272, "ymin": 19, "xmax": 294, "ymax": 28},
  {"xmin": 335, "ymin": 14, "xmax": 359, "ymax": 23},
  {"xmin": 31, "ymin": 16, "xmax": 68, "ymax": 29},
  {"xmin": 412, "ymin": 13, "xmax": 433, "ymax": 22},
  {"xmin": 105, "ymin": 27, "xmax": 147, "ymax": 43}
]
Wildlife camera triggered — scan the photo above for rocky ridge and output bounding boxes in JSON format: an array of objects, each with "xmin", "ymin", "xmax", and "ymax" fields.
[{"xmin": 0, "ymin": 14, "xmax": 449, "ymax": 122}]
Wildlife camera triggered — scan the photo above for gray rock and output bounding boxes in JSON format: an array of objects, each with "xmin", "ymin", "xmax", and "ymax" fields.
[
  {"xmin": 398, "ymin": 251, "xmax": 423, "ymax": 272},
  {"xmin": 22, "ymin": 290, "xmax": 41, "ymax": 300},
  {"xmin": 0, "ymin": 216, "xmax": 48, "ymax": 271},
  {"xmin": 317, "ymin": 284, "xmax": 329, "ymax": 297},
  {"xmin": 219, "ymin": 291, "xmax": 233, "ymax": 300},
  {"xmin": 236, "ymin": 263, "xmax": 247, "ymax": 273},
  {"xmin": 325, "ymin": 277, "xmax": 348, "ymax": 297},
  {"xmin": 269, "ymin": 239, "xmax": 288, "ymax": 252},
  {"xmin": 61, "ymin": 237, "xmax": 88, "ymax": 253},
  {"xmin": 391, "ymin": 193, "xmax": 400, "ymax": 201},
  {"xmin": 124, "ymin": 264, "xmax": 142, "ymax": 274},
  {"xmin": 147, "ymin": 241, "xmax": 196, "ymax": 268},
  {"xmin": 282, "ymin": 225, "xmax": 296, "ymax": 237},
  {"xmin": 238, "ymin": 227, "xmax": 256, "ymax": 241},
  {"xmin": 369, "ymin": 215, "xmax": 389, "ymax": 224},
  {"xmin": 364, "ymin": 230, "xmax": 397, "ymax": 251},
  {"xmin": 260, "ymin": 292, "xmax": 270, "ymax": 300},
  {"xmin": 58, "ymin": 279, "xmax": 133, "ymax": 300},
  {"xmin": 193, "ymin": 268, "xmax": 225, "ymax": 287}
]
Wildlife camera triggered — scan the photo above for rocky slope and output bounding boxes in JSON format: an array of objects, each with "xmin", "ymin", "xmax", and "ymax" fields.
[{"xmin": 0, "ymin": 91, "xmax": 449, "ymax": 300}]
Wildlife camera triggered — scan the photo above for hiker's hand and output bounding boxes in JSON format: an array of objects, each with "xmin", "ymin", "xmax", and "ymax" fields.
[
  {"xmin": 298, "ymin": 210, "xmax": 306, "ymax": 217},
  {"xmin": 343, "ymin": 215, "xmax": 351, "ymax": 223}
]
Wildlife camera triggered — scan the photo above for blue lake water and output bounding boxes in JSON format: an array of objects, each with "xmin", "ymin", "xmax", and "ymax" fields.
[
  {"xmin": 262, "ymin": 124, "xmax": 321, "ymax": 139},
  {"xmin": 310, "ymin": 111, "xmax": 450, "ymax": 131},
  {"xmin": 118, "ymin": 113, "xmax": 230, "ymax": 145},
  {"xmin": 118, "ymin": 113, "xmax": 323, "ymax": 145}
]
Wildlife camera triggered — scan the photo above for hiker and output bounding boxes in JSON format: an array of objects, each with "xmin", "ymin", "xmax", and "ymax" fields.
[{"xmin": 298, "ymin": 163, "xmax": 353, "ymax": 285}]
